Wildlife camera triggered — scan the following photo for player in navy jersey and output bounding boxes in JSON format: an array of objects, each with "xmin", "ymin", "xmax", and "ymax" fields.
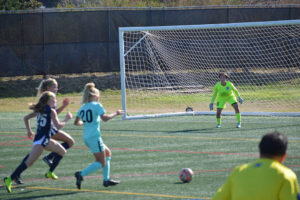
[
  {"xmin": 19, "ymin": 78, "xmax": 74, "ymax": 183},
  {"xmin": 74, "ymin": 83, "xmax": 123, "ymax": 189},
  {"xmin": 36, "ymin": 78, "xmax": 74, "ymax": 169},
  {"xmin": 4, "ymin": 91, "xmax": 72, "ymax": 193}
]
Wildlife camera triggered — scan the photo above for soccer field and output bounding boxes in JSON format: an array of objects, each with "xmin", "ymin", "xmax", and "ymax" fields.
[{"xmin": 0, "ymin": 112, "xmax": 300, "ymax": 200}]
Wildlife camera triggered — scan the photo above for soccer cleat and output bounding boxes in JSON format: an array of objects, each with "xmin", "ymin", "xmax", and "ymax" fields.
[
  {"xmin": 45, "ymin": 171, "xmax": 58, "ymax": 180},
  {"xmin": 43, "ymin": 156, "xmax": 53, "ymax": 167},
  {"xmin": 216, "ymin": 124, "xmax": 222, "ymax": 128},
  {"xmin": 236, "ymin": 123, "xmax": 241, "ymax": 128},
  {"xmin": 4, "ymin": 176, "xmax": 12, "ymax": 193},
  {"xmin": 15, "ymin": 176, "xmax": 24, "ymax": 185},
  {"xmin": 74, "ymin": 171, "xmax": 83, "ymax": 189},
  {"xmin": 103, "ymin": 179, "xmax": 120, "ymax": 187}
]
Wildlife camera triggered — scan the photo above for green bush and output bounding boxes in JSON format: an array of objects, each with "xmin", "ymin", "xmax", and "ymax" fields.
[{"xmin": 0, "ymin": 0, "xmax": 42, "ymax": 10}]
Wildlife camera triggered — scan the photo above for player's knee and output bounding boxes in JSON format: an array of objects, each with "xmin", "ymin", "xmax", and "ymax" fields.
[
  {"xmin": 98, "ymin": 160, "xmax": 106, "ymax": 167},
  {"xmin": 59, "ymin": 149, "xmax": 67, "ymax": 157},
  {"xmin": 105, "ymin": 149, "xmax": 111, "ymax": 157},
  {"xmin": 68, "ymin": 138, "xmax": 75, "ymax": 147}
]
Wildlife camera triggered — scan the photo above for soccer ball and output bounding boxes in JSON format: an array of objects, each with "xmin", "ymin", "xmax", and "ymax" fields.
[
  {"xmin": 185, "ymin": 107, "xmax": 193, "ymax": 112},
  {"xmin": 179, "ymin": 168, "xmax": 194, "ymax": 183}
]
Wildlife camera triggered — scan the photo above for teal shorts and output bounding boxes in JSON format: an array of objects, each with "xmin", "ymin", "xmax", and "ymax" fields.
[
  {"xmin": 84, "ymin": 136, "xmax": 105, "ymax": 153},
  {"xmin": 216, "ymin": 96, "xmax": 237, "ymax": 109}
]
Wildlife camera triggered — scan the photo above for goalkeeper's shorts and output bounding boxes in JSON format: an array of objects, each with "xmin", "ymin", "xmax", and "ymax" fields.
[{"xmin": 216, "ymin": 96, "xmax": 237, "ymax": 109}]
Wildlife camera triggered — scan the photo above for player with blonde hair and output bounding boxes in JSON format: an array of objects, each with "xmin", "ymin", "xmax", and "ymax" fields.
[
  {"xmin": 20, "ymin": 78, "xmax": 74, "ymax": 183},
  {"xmin": 4, "ymin": 92, "xmax": 72, "ymax": 193},
  {"xmin": 74, "ymin": 82, "xmax": 123, "ymax": 189},
  {"xmin": 209, "ymin": 73, "xmax": 243, "ymax": 128},
  {"xmin": 37, "ymin": 78, "xmax": 74, "ymax": 166}
]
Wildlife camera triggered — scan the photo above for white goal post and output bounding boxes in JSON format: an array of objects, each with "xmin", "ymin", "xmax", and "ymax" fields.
[{"xmin": 119, "ymin": 20, "xmax": 300, "ymax": 120}]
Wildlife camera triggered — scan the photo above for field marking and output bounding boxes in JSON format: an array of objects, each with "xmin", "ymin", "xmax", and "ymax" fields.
[
  {"xmin": 1, "ymin": 134, "xmax": 300, "ymax": 159},
  {"xmin": 113, "ymin": 148, "xmax": 258, "ymax": 157},
  {"xmin": 0, "ymin": 168, "xmax": 233, "ymax": 184},
  {"xmin": 110, "ymin": 134, "xmax": 261, "ymax": 141},
  {"xmin": 2, "ymin": 143, "xmax": 300, "ymax": 159},
  {"xmin": 1, "ymin": 131, "xmax": 300, "ymax": 143},
  {"xmin": 25, "ymin": 186, "xmax": 209, "ymax": 199},
  {"xmin": 106, "ymin": 133, "xmax": 300, "ymax": 143},
  {"xmin": 1, "ymin": 166, "xmax": 299, "ymax": 185},
  {"xmin": 0, "ymin": 135, "xmax": 30, "ymax": 145}
]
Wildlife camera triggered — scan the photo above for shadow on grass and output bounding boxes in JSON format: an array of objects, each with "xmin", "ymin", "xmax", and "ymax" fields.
[
  {"xmin": 96, "ymin": 123, "xmax": 300, "ymax": 135},
  {"xmin": 173, "ymin": 181, "xmax": 191, "ymax": 184},
  {"xmin": 0, "ymin": 185, "xmax": 79, "ymax": 200}
]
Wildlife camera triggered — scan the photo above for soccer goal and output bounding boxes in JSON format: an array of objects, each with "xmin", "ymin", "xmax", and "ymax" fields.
[{"xmin": 119, "ymin": 19, "xmax": 300, "ymax": 120}]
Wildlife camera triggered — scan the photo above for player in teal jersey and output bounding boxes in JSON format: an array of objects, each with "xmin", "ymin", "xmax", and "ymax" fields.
[
  {"xmin": 211, "ymin": 131, "xmax": 300, "ymax": 200},
  {"xmin": 74, "ymin": 83, "xmax": 123, "ymax": 189},
  {"xmin": 209, "ymin": 73, "xmax": 243, "ymax": 128}
]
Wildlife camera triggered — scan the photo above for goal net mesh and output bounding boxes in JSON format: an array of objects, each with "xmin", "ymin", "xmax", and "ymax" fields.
[{"xmin": 120, "ymin": 20, "xmax": 300, "ymax": 119}]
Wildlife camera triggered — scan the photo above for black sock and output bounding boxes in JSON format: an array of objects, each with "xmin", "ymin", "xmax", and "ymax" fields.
[
  {"xmin": 61, "ymin": 142, "xmax": 70, "ymax": 150},
  {"xmin": 14, "ymin": 154, "xmax": 29, "ymax": 179},
  {"xmin": 49, "ymin": 154, "xmax": 62, "ymax": 172},
  {"xmin": 22, "ymin": 154, "xmax": 29, "ymax": 163},
  {"xmin": 11, "ymin": 160, "xmax": 27, "ymax": 180},
  {"xmin": 47, "ymin": 143, "xmax": 69, "ymax": 160}
]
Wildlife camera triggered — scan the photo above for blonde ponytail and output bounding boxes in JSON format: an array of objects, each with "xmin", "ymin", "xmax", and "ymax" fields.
[
  {"xmin": 37, "ymin": 78, "xmax": 58, "ymax": 96},
  {"xmin": 82, "ymin": 82, "xmax": 100, "ymax": 104}
]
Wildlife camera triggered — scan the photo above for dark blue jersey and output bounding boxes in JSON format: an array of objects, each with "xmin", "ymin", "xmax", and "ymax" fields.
[{"xmin": 33, "ymin": 105, "xmax": 52, "ymax": 142}]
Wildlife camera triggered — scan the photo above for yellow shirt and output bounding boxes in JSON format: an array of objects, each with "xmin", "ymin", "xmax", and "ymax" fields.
[
  {"xmin": 212, "ymin": 158, "xmax": 300, "ymax": 200},
  {"xmin": 211, "ymin": 81, "xmax": 240, "ymax": 103}
]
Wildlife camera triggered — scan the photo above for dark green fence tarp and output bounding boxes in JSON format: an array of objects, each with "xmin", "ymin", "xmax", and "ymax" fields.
[{"xmin": 0, "ymin": 6, "xmax": 299, "ymax": 77}]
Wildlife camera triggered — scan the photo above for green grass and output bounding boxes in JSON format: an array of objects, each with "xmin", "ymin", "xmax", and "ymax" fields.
[
  {"xmin": 0, "ymin": 111, "xmax": 300, "ymax": 200},
  {"xmin": 125, "ymin": 84, "xmax": 300, "ymax": 113}
]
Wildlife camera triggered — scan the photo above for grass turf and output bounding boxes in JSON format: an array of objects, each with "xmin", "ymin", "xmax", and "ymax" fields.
[{"xmin": 0, "ymin": 112, "xmax": 300, "ymax": 200}]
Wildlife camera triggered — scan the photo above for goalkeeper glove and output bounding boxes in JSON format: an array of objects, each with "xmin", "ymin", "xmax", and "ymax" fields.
[
  {"xmin": 209, "ymin": 103, "xmax": 214, "ymax": 110},
  {"xmin": 238, "ymin": 96, "xmax": 243, "ymax": 104}
]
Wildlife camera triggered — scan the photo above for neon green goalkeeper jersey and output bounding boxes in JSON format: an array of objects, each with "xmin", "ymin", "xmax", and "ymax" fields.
[
  {"xmin": 212, "ymin": 158, "xmax": 300, "ymax": 200},
  {"xmin": 211, "ymin": 81, "xmax": 240, "ymax": 103}
]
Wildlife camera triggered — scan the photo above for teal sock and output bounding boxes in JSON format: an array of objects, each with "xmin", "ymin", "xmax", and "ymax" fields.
[
  {"xmin": 102, "ymin": 157, "xmax": 111, "ymax": 181},
  {"xmin": 81, "ymin": 161, "xmax": 102, "ymax": 177}
]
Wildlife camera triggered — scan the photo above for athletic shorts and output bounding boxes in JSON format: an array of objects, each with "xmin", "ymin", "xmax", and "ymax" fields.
[
  {"xmin": 50, "ymin": 127, "xmax": 58, "ymax": 137},
  {"xmin": 33, "ymin": 136, "xmax": 50, "ymax": 147},
  {"xmin": 84, "ymin": 136, "xmax": 105, "ymax": 153},
  {"xmin": 216, "ymin": 96, "xmax": 237, "ymax": 109}
]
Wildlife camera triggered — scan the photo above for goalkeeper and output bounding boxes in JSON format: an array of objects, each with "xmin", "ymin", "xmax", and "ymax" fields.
[{"xmin": 209, "ymin": 73, "xmax": 243, "ymax": 128}]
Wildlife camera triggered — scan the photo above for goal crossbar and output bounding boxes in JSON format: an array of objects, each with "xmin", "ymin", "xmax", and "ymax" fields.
[
  {"xmin": 119, "ymin": 19, "xmax": 300, "ymax": 32},
  {"xmin": 119, "ymin": 19, "xmax": 300, "ymax": 120}
]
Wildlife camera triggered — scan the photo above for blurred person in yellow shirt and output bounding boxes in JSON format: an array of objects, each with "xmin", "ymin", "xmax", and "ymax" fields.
[{"xmin": 212, "ymin": 131, "xmax": 300, "ymax": 200}]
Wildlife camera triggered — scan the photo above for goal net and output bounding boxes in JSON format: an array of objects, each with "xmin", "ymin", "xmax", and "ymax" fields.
[{"xmin": 119, "ymin": 20, "xmax": 300, "ymax": 120}]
